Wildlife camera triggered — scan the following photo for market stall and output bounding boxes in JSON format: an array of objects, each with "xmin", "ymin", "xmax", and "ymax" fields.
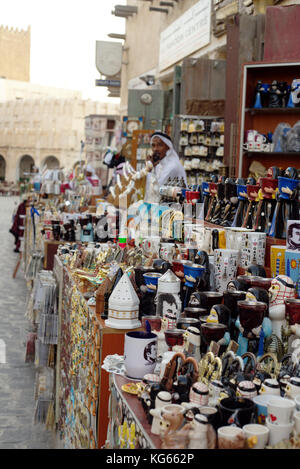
[{"xmin": 18, "ymin": 121, "xmax": 300, "ymax": 451}]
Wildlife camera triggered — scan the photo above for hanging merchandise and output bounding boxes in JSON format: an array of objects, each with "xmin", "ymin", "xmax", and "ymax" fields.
[
  {"xmin": 34, "ymin": 367, "xmax": 55, "ymax": 424},
  {"xmin": 25, "ymin": 250, "xmax": 44, "ymax": 282}
]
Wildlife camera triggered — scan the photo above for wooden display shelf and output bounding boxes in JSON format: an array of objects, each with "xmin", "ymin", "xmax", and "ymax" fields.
[
  {"xmin": 238, "ymin": 61, "xmax": 300, "ymax": 178},
  {"xmin": 90, "ymin": 308, "xmax": 143, "ymax": 449},
  {"xmin": 244, "ymin": 151, "xmax": 300, "ymax": 171},
  {"xmin": 245, "ymin": 151, "xmax": 300, "ymax": 156},
  {"xmin": 245, "ymin": 107, "xmax": 300, "ymax": 114},
  {"xmin": 110, "ymin": 374, "xmax": 162, "ymax": 449},
  {"xmin": 43, "ymin": 239, "xmax": 65, "ymax": 270}
]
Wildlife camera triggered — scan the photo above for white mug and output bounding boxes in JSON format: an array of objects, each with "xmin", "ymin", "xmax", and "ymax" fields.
[
  {"xmin": 214, "ymin": 249, "xmax": 239, "ymax": 293},
  {"xmin": 240, "ymin": 232, "xmax": 266, "ymax": 269},
  {"xmin": 294, "ymin": 395, "xmax": 300, "ymax": 411},
  {"xmin": 294, "ymin": 411, "xmax": 300, "ymax": 435},
  {"xmin": 285, "ymin": 377, "xmax": 300, "ymax": 400},
  {"xmin": 260, "ymin": 379, "xmax": 281, "ymax": 397},
  {"xmin": 160, "ymin": 243, "xmax": 175, "ymax": 262},
  {"xmin": 266, "ymin": 417, "xmax": 294, "ymax": 446},
  {"xmin": 225, "ymin": 228, "xmax": 253, "ymax": 266},
  {"xmin": 246, "ymin": 130, "xmax": 258, "ymax": 142},
  {"xmin": 217, "ymin": 426, "xmax": 245, "ymax": 449},
  {"xmin": 262, "ymin": 143, "xmax": 274, "ymax": 152},
  {"xmin": 243, "ymin": 142, "xmax": 256, "ymax": 151},
  {"xmin": 124, "ymin": 331, "xmax": 158, "ymax": 379},
  {"xmin": 254, "ymin": 141, "xmax": 264, "ymax": 151},
  {"xmin": 243, "ymin": 423, "xmax": 269, "ymax": 449},
  {"xmin": 267, "ymin": 396, "xmax": 296, "ymax": 425},
  {"xmin": 255, "ymin": 133, "xmax": 266, "ymax": 144}
]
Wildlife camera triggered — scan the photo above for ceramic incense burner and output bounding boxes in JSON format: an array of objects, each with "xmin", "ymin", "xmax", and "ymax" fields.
[{"xmin": 105, "ymin": 272, "xmax": 141, "ymax": 329}]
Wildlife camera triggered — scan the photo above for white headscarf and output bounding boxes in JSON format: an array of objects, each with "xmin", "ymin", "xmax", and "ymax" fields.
[{"xmin": 150, "ymin": 132, "xmax": 187, "ymax": 187}]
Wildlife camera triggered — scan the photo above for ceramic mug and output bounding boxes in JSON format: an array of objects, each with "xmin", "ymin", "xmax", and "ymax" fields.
[
  {"xmin": 284, "ymin": 376, "xmax": 300, "ymax": 400},
  {"xmin": 262, "ymin": 143, "xmax": 274, "ymax": 152},
  {"xmin": 124, "ymin": 331, "xmax": 158, "ymax": 380},
  {"xmin": 140, "ymin": 237, "xmax": 161, "ymax": 256},
  {"xmin": 189, "ymin": 382, "xmax": 209, "ymax": 407},
  {"xmin": 243, "ymin": 142, "xmax": 255, "ymax": 151},
  {"xmin": 255, "ymin": 133, "xmax": 266, "ymax": 144},
  {"xmin": 260, "ymin": 379, "xmax": 281, "ymax": 397},
  {"xmin": 253, "ymin": 394, "xmax": 272, "ymax": 425},
  {"xmin": 240, "ymin": 232, "xmax": 266, "ymax": 269},
  {"xmin": 246, "ymin": 130, "xmax": 258, "ymax": 142},
  {"xmin": 160, "ymin": 243, "xmax": 176, "ymax": 263},
  {"xmin": 217, "ymin": 426, "xmax": 245, "ymax": 449},
  {"xmin": 294, "ymin": 411, "xmax": 300, "ymax": 435},
  {"xmin": 243, "ymin": 423, "xmax": 269, "ymax": 449},
  {"xmin": 267, "ymin": 396, "xmax": 296, "ymax": 425},
  {"xmin": 295, "ymin": 395, "xmax": 300, "ymax": 411},
  {"xmin": 159, "ymin": 404, "xmax": 185, "ymax": 437},
  {"xmin": 226, "ymin": 227, "xmax": 253, "ymax": 247},
  {"xmin": 199, "ymin": 406, "xmax": 221, "ymax": 430},
  {"xmin": 236, "ymin": 380, "xmax": 258, "ymax": 400},
  {"xmin": 219, "ymin": 397, "xmax": 255, "ymax": 427},
  {"xmin": 214, "ymin": 249, "xmax": 239, "ymax": 293},
  {"xmin": 266, "ymin": 418, "xmax": 294, "ymax": 446}
]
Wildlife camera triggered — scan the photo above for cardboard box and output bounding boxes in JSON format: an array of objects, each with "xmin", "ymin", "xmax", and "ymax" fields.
[{"xmin": 270, "ymin": 245, "xmax": 286, "ymax": 277}]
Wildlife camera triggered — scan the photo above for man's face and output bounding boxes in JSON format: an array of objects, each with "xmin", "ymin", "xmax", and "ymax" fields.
[{"xmin": 151, "ymin": 137, "xmax": 169, "ymax": 161}]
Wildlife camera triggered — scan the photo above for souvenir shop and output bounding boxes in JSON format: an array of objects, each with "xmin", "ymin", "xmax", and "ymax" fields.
[{"xmin": 18, "ymin": 58, "xmax": 300, "ymax": 451}]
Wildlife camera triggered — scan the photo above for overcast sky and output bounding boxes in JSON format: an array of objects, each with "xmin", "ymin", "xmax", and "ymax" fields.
[{"xmin": 1, "ymin": 0, "xmax": 126, "ymax": 101}]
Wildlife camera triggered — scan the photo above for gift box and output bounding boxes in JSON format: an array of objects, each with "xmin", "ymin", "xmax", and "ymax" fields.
[
  {"xmin": 285, "ymin": 249, "xmax": 300, "ymax": 297},
  {"xmin": 270, "ymin": 245, "xmax": 286, "ymax": 277}
]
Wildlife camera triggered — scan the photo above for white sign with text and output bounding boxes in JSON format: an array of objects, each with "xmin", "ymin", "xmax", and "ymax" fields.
[{"xmin": 158, "ymin": 0, "xmax": 211, "ymax": 72}]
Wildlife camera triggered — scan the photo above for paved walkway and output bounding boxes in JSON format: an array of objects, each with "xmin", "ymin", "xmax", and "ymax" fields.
[{"xmin": 0, "ymin": 196, "xmax": 60, "ymax": 449}]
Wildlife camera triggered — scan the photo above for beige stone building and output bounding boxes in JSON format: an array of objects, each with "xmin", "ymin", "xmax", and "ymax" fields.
[
  {"xmin": 0, "ymin": 25, "xmax": 30, "ymax": 82},
  {"xmin": 0, "ymin": 25, "xmax": 120, "ymax": 182},
  {"xmin": 0, "ymin": 79, "xmax": 120, "ymax": 182}
]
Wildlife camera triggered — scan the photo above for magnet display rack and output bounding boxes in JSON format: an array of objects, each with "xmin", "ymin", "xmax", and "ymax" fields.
[
  {"xmin": 131, "ymin": 129, "xmax": 153, "ymax": 171},
  {"xmin": 172, "ymin": 114, "xmax": 225, "ymax": 186},
  {"xmin": 238, "ymin": 61, "xmax": 300, "ymax": 178},
  {"xmin": 54, "ymin": 256, "xmax": 144, "ymax": 449}
]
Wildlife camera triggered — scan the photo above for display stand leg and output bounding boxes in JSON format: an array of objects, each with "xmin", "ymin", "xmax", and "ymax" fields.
[{"xmin": 12, "ymin": 252, "xmax": 22, "ymax": 279}]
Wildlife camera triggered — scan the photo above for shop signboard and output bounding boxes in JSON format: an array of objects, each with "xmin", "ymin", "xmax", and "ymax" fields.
[
  {"xmin": 95, "ymin": 79, "xmax": 121, "ymax": 87},
  {"xmin": 158, "ymin": 0, "xmax": 211, "ymax": 72},
  {"xmin": 95, "ymin": 41, "xmax": 122, "ymax": 77}
]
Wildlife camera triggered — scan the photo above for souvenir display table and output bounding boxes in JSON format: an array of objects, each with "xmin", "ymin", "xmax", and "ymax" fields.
[
  {"xmin": 19, "ymin": 154, "xmax": 300, "ymax": 451},
  {"xmin": 106, "ymin": 374, "xmax": 162, "ymax": 449},
  {"xmin": 54, "ymin": 255, "xmax": 143, "ymax": 449}
]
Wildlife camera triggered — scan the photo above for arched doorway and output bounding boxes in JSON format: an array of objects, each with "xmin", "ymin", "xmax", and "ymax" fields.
[
  {"xmin": 0, "ymin": 155, "xmax": 6, "ymax": 181},
  {"xmin": 19, "ymin": 155, "xmax": 35, "ymax": 181},
  {"xmin": 42, "ymin": 155, "xmax": 60, "ymax": 170}
]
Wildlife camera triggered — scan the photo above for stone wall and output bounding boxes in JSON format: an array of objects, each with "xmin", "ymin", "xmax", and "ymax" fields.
[
  {"xmin": 0, "ymin": 25, "xmax": 30, "ymax": 82},
  {"xmin": 0, "ymin": 88, "xmax": 120, "ymax": 181}
]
